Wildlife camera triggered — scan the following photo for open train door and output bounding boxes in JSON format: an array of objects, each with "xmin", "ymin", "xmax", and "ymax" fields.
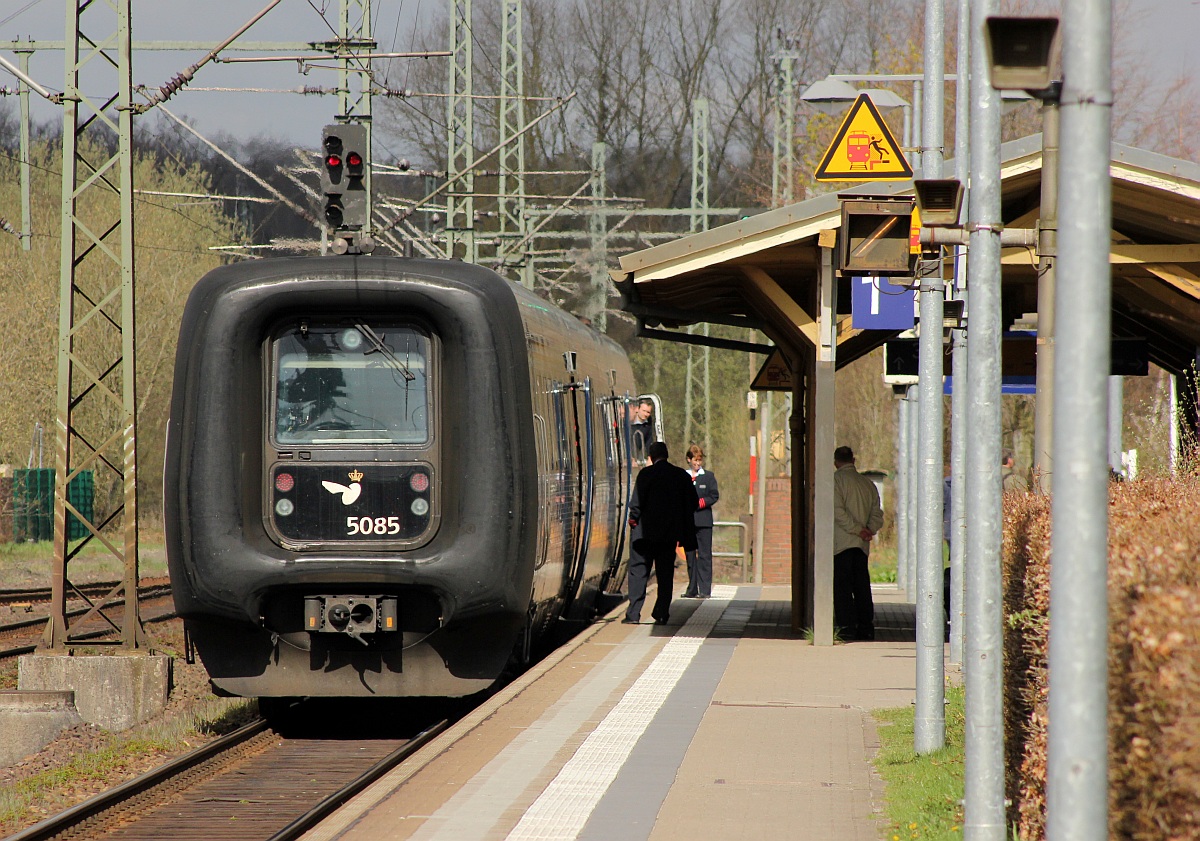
[
  {"xmin": 628, "ymin": 393, "xmax": 663, "ymax": 466},
  {"xmin": 557, "ymin": 357, "xmax": 596, "ymax": 622},
  {"xmin": 599, "ymin": 392, "xmax": 664, "ymax": 595}
]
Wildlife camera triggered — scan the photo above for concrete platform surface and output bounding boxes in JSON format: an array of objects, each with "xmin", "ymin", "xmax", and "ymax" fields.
[{"xmin": 302, "ymin": 585, "xmax": 918, "ymax": 841}]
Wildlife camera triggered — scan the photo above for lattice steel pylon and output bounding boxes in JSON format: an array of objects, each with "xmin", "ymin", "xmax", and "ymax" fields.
[
  {"xmin": 445, "ymin": 0, "xmax": 475, "ymax": 261},
  {"xmin": 44, "ymin": 0, "xmax": 146, "ymax": 649},
  {"xmin": 690, "ymin": 98, "xmax": 710, "ymax": 235},
  {"xmin": 336, "ymin": 0, "xmax": 374, "ymax": 239},
  {"xmin": 685, "ymin": 99, "xmax": 712, "ymax": 454},
  {"xmin": 496, "ymin": 0, "xmax": 531, "ymax": 287},
  {"xmin": 586, "ymin": 141, "xmax": 608, "ymax": 330},
  {"xmin": 771, "ymin": 48, "xmax": 796, "ymax": 207}
]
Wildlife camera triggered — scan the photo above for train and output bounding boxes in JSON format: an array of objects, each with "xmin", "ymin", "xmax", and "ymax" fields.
[{"xmin": 164, "ymin": 255, "xmax": 654, "ymax": 699}]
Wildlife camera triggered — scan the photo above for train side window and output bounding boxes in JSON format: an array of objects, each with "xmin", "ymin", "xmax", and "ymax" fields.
[{"xmin": 600, "ymin": 399, "xmax": 618, "ymax": 470}]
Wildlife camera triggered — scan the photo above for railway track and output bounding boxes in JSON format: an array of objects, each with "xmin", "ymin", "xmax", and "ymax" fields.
[
  {"xmin": 0, "ymin": 586, "xmax": 177, "ymax": 662},
  {"xmin": 0, "ymin": 578, "xmax": 172, "ymax": 610},
  {"xmin": 9, "ymin": 713, "xmax": 450, "ymax": 841}
]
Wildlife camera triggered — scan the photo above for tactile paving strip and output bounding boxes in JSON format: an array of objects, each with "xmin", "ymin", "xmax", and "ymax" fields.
[{"xmin": 504, "ymin": 584, "xmax": 740, "ymax": 841}]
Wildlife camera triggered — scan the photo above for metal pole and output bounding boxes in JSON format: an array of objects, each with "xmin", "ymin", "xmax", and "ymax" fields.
[
  {"xmin": 914, "ymin": 0, "xmax": 947, "ymax": 754},
  {"xmin": 339, "ymin": 0, "xmax": 373, "ymax": 243},
  {"xmin": 446, "ymin": 0, "xmax": 475, "ymax": 261},
  {"xmin": 813, "ymin": 245, "xmax": 838, "ymax": 647},
  {"xmin": 498, "ymin": 0, "xmax": 529, "ymax": 285},
  {"xmin": 18, "ymin": 48, "xmax": 32, "ymax": 251},
  {"xmin": 948, "ymin": 0, "xmax": 971, "ymax": 667},
  {"xmin": 963, "ymin": 0, "xmax": 1005, "ymax": 834},
  {"xmin": 754, "ymin": 390, "xmax": 770, "ymax": 584},
  {"xmin": 896, "ymin": 392, "xmax": 909, "ymax": 595},
  {"xmin": 906, "ymin": 390, "xmax": 918, "ymax": 598},
  {"xmin": 588, "ymin": 142, "xmax": 608, "ymax": 329},
  {"xmin": 1035, "ymin": 98, "xmax": 1060, "ymax": 492},
  {"xmin": 912, "ymin": 79, "xmax": 923, "ymax": 153},
  {"xmin": 1170, "ymin": 374, "xmax": 1179, "ymax": 474},
  {"xmin": 1107, "ymin": 376, "xmax": 1123, "ymax": 474},
  {"xmin": 1046, "ymin": 0, "xmax": 1113, "ymax": 837}
]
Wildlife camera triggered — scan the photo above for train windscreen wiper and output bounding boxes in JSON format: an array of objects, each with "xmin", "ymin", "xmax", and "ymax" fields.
[{"xmin": 354, "ymin": 321, "xmax": 416, "ymax": 381}]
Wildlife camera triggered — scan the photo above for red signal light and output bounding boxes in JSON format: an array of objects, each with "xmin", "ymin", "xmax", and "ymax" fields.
[
  {"xmin": 346, "ymin": 152, "xmax": 363, "ymax": 168},
  {"xmin": 325, "ymin": 154, "xmax": 342, "ymax": 169}
]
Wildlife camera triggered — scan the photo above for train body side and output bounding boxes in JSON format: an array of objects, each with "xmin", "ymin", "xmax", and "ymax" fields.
[
  {"xmin": 165, "ymin": 256, "xmax": 634, "ymax": 698},
  {"xmin": 510, "ymin": 286, "xmax": 636, "ymax": 637}
]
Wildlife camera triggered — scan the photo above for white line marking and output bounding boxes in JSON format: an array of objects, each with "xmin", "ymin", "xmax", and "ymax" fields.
[{"xmin": 504, "ymin": 585, "xmax": 737, "ymax": 841}]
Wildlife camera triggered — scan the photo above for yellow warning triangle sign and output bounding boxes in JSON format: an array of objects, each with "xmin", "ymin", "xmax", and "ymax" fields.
[
  {"xmin": 814, "ymin": 94, "xmax": 912, "ymax": 182},
  {"xmin": 751, "ymin": 349, "xmax": 793, "ymax": 391}
]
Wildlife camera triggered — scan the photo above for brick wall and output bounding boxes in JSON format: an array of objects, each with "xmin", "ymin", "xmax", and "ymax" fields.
[{"xmin": 761, "ymin": 476, "xmax": 792, "ymax": 584}]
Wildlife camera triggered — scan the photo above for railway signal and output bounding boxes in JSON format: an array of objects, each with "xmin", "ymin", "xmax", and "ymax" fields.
[{"xmin": 320, "ymin": 123, "xmax": 368, "ymax": 231}]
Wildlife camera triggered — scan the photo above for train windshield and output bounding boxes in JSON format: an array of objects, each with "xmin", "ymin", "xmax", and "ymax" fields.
[{"xmin": 273, "ymin": 322, "xmax": 430, "ymax": 445}]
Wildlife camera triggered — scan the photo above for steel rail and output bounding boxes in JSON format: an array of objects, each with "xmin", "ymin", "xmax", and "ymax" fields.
[
  {"xmin": 0, "ymin": 578, "xmax": 171, "ymax": 607},
  {"xmin": 0, "ymin": 600, "xmax": 177, "ymax": 662},
  {"xmin": 6, "ymin": 718, "xmax": 272, "ymax": 841},
  {"xmin": 267, "ymin": 718, "xmax": 450, "ymax": 841}
]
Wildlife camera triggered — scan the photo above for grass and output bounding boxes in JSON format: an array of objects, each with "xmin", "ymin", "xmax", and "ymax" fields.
[
  {"xmin": 0, "ymin": 698, "xmax": 256, "ymax": 831},
  {"xmin": 0, "ymin": 536, "xmax": 168, "ymax": 586},
  {"xmin": 870, "ymin": 543, "xmax": 899, "ymax": 583},
  {"xmin": 873, "ymin": 684, "xmax": 966, "ymax": 840}
]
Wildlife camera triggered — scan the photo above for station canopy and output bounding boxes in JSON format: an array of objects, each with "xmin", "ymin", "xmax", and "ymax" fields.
[{"xmin": 614, "ymin": 135, "xmax": 1200, "ymax": 378}]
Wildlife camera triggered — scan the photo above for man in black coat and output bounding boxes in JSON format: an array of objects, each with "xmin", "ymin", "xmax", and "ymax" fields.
[{"xmin": 624, "ymin": 442, "xmax": 699, "ymax": 625}]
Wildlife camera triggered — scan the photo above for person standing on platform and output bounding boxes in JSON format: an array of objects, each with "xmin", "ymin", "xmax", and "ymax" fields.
[
  {"xmin": 832, "ymin": 445, "xmax": 883, "ymax": 641},
  {"xmin": 624, "ymin": 442, "xmax": 699, "ymax": 625},
  {"xmin": 1001, "ymin": 449, "xmax": 1029, "ymax": 493},
  {"xmin": 682, "ymin": 444, "xmax": 720, "ymax": 599}
]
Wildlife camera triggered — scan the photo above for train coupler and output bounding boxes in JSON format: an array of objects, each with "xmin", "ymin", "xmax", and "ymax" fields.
[{"xmin": 303, "ymin": 595, "xmax": 400, "ymax": 644}]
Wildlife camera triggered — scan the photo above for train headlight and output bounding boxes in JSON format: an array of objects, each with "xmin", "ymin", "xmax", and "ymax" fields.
[
  {"xmin": 339, "ymin": 328, "xmax": 364, "ymax": 351},
  {"xmin": 275, "ymin": 498, "xmax": 295, "ymax": 516},
  {"xmin": 411, "ymin": 498, "xmax": 429, "ymax": 516}
]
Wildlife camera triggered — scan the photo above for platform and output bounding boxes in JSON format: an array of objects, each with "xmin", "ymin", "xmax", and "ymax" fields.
[{"xmin": 302, "ymin": 584, "xmax": 919, "ymax": 841}]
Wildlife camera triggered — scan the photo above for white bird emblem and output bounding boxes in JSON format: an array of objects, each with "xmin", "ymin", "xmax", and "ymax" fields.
[{"xmin": 321, "ymin": 481, "xmax": 362, "ymax": 505}]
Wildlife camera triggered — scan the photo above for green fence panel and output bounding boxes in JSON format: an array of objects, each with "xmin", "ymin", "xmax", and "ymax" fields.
[{"xmin": 12, "ymin": 469, "xmax": 94, "ymax": 542}]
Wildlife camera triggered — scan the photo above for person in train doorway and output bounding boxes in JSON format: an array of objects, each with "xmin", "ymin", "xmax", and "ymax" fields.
[
  {"xmin": 833, "ymin": 445, "xmax": 884, "ymax": 641},
  {"xmin": 623, "ymin": 441, "xmax": 699, "ymax": 625},
  {"xmin": 629, "ymin": 398, "xmax": 656, "ymax": 464},
  {"xmin": 682, "ymin": 444, "xmax": 720, "ymax": 599}
]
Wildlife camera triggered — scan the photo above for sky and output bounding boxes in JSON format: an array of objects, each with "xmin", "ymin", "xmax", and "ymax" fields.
[
  {"xmin": 1, "ymin": 0, "xmax": 434, "ymax": 148},
  {"xmin": 1, "ymin": 0, "xmax": 1197, "ymax": 149}
]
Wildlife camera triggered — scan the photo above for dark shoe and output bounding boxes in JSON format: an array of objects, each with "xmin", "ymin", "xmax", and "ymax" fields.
[
  {"xmin": 681, "ymin": 591, "xmax": 698, "ymax": 599},
  {"xmin": 696, "ymin": 594, "xmax": 710, "ymax": 600},
  {"xmin": 621, "ymin": 618, "xmax": 639, "ymax": 625},
  {"xmin": 653, "ymin": 616, "xmax": 669, "ymax": 625}
]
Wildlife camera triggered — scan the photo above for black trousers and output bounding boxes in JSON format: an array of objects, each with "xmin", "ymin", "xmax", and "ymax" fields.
[
  {"xmin": 833, "ymin": 547, "xmax": 874, "ymax": 640},
  {"xmin": 685, "ymin": 527, "xmax": 713, "ymax": 597},
  {"xmin": 626, "ymin": 538, "xmax": 677, "ymax": 622}
]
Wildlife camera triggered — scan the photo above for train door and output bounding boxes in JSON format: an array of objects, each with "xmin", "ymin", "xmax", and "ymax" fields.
[
  {"xmin": 531, "ymin": 411, "xmax": 552, "ymax": 576},
  {"xmin": 597, "ymin": 393, "xmax": 628, "ymax": 595},
  {"xmin": 560, "ymin": 377, "xmax": 595, "ymax": 619}
]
